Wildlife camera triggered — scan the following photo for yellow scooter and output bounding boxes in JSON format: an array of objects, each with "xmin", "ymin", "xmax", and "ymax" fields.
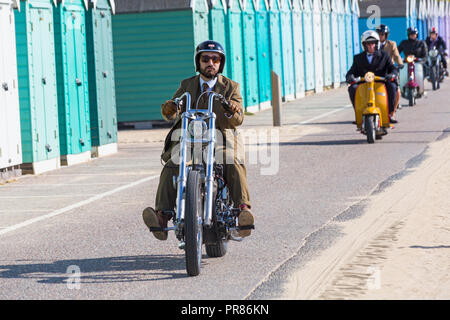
[{"xmin": 353, "ymin": 72, "xmax": 391, "ymax": 144}]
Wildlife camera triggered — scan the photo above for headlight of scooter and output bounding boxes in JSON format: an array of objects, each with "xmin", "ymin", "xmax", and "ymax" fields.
[
  {"xmin": 406, "ymin": 55, "xmax": 415, "ymax": 63},
  {"xmin": 188, "ymin": 119, "xmax": 207, "ymax": 138},
  {"xmin": 364, "ymin": 72, "xmax": 375, "ymax": 83},
  {"xmin": 429, "ymin": 49, "xmax": 439, "ymax": 58}
]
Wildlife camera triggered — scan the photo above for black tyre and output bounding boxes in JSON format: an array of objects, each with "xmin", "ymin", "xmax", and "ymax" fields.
[
  {"xmin": 431, "ymin": 67, "xmax": 437, "ymax": 90},
  {"xmin": 365, "ymin": 116, "xmax": 376, "ymax": 144},
  {"xmin": 206, "ymin": 239, "xmax": 228, "ymax": 258},
  {"xmin": 184, "ymin": 170, "xmax": 204, "ymax": 276},
  {"xmin": 408, "ymin": 88, "xmax": 414, "ymax": 107}
]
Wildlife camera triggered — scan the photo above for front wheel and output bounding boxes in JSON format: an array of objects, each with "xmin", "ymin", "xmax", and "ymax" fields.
[
  {"xmin": 364, "ymin": 116, "xmax": 376, "ymax": 144},
  {"xmin": 431, "ymin": 66, "xmax": 437, "ymax": 90},
  {"xmin": 407, "ymin": 88, "xmax": 414, "ymax": 107},
  {"xmin": 184, "ymin": 170, "xmax": 204, "ymax": 276}
]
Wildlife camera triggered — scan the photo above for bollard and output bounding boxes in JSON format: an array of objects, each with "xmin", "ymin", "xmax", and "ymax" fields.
[{"xmin": 271, "ymin": 71, "xmax": 282, "ymax": 127}]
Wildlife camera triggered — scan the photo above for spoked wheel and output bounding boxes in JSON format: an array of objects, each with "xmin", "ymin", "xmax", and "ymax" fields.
[
  {"xmin": 184, "ymin": 170, "xmax": 204, "ymax": 276},
  {"xmin": 364, "ymin": 115, "xmax": 376, "ymax": 144}
]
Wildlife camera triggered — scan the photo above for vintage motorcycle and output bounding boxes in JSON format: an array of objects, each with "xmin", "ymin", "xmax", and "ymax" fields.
[
  {"xmin": 427, "ymin": 47, "xmax": 445, "ymax": 90},
  {"xmin": 399, "ymin": 54, "xmax": 425, "ymax": 106},
  {"xmin": 150, "ymin": 91, "xmax": 253, "ymax": 276},
  {"xmin": 352, "ymin": 72, "xmax": 392, "ymax": 144}
]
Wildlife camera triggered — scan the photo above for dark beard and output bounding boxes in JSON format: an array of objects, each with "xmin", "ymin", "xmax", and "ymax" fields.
[{"xmin": 200, "ymin": 66, "xmax": 217, "ymax": 80}]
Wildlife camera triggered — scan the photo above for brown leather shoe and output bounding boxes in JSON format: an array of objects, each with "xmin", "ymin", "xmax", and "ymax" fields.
[
  {"xmin": 238, "ymin": 205, "xmax": 255, "ymax": 238},
  {"xmin": 142, "ymin": 207, "xmax": 169, "ymax": 241}
]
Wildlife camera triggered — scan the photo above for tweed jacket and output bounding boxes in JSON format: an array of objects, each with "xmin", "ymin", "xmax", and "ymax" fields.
[
  {"xmin": 382, "ymin": 40, "xmax": 404, "ymax": 66},
  {"xmin": 161, "ymin": 74, "xmax": 244, "ymax": 163}
]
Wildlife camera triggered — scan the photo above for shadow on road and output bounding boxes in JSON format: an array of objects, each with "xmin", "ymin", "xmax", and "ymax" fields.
[{"xmin": 0, "ymin": 255, "xmax": 191, "ymax": 284}]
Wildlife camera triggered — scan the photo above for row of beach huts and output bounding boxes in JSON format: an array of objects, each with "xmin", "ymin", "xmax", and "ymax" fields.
[{"xmin": 1, "ymin": 0, "xmax": 450, "ymax": 179}]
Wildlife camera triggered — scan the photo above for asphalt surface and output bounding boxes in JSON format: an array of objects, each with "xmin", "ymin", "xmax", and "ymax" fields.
[{"xmin": 0, "ymin": 78, "xmax": 449, "ymax": 300}]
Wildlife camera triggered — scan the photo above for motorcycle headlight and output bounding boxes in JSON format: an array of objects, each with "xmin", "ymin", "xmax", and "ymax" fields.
[
  {"xmin": 364, "ymin": 72, "xmax": 375, "ymax": 83},
  {"xmin": 429, "ymin": 49, "xmax": 438, "ymax": 58},
  {"xmin": 188, "ymin": 119, "xmax": 207, "ymax": 138},
  {"xmin": 406, "ymin": 55, "xmax": 415, "ymax": 63}
]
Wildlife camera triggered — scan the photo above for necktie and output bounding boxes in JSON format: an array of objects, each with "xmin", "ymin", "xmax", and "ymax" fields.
[{"xmin": 199, "ymin": 82, "xmax": 210, "ymax": 108}]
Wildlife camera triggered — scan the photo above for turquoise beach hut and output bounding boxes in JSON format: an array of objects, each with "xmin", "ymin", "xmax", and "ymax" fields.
[
  {"xmin": 54, "ymin": 0, "xmax": 92, "ymax": 166},
  {"xmin": 291, "ymin": 0, "xmax": 305, "ymax": 98},
  {"xmin": 312, "ymin": 0, "xmax": 323, "ymax": 92},
  {"xmin": 330, "ymin": 0, "xmax": 342, "ymax": 87},
  {"xmin": 112, "ymin": 0, "xmax": 209, "ymax": 123},
  {"xmin": 241, "ymin": 0, "xmax": 260, "ymax": 110},
  {"xmin": 302, "ymin": 0, "xmax": 315, "ymax": 91},
  {"xmin": 15, "ymin": 0, "xmax": 61, "ymax": 174},
  {"xmin": 255, "ymin": 0, "xmax": 272, "ymax": 108},
  {"xmin": 279, "ymin": 0, "xmax": 295, "ymax": 100},
  {"xmin": 86, "ymin": 0, "xmax": 118, "ymax": 157},
  {"xmin": 321, "ymin": 0, "xmax": 333, "ymax": 87}
]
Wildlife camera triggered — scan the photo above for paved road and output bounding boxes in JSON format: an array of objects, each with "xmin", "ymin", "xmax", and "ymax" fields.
[{"xmin": 0, "ymin": 79, "xmax": 449, "ymax": 300}]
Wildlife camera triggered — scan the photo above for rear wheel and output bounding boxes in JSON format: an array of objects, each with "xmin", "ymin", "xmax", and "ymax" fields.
[
  {"xmin": 365, "ymin": 116, "xmax": 376, "ymax": 144},
  {"xmin": 206, "ymin": 240, "xmax": 228, "ymax": 258},
  {"xmin": 185, "ymin": 170, "xmax": 204, "ymax": 276}
]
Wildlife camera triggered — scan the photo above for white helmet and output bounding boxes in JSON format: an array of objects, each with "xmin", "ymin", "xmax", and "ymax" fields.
[{"xmin": 361, "ymin": 30, "xmax": 380, "ymax": 50}]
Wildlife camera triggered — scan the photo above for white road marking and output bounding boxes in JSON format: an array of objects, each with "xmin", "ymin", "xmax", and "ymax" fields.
[
  {"xmin": 0, "ymin": 175, "xmax": 160, "ymax": 237},
  {"xmin": 298, "ymin": 105, "xmax": 352, "ymax": 125}
]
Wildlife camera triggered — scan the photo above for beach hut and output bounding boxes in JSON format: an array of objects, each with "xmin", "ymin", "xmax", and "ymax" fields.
[
  {"xmin": 291, "ymin": 0, "xmax": 305, "ymax": 98},
  {"xmin": 226, "ymin": 0, "xmax": 245, "ymax": 106},
  {"xmin": 112, "ymin": 0, "xmax": 209, "ymax": 123},
  {"xmin": 0, "ymin": 0, "xmax": 22, "ymax": 175},
  {"xmin": 15, "ymin": 0, "xmax": 61, "ymax": 174},
  {"xmin": 255, "ymin": 0, "xmax": 272, "ymax": 108},
  {"xmin": 337, "ymin": 0, "xmax": 346, "ymax": 81},
  {"xmin": 330, "ymin": 0, "xmax": 341, "ymax": 87},
  {"xmin": 351, "ymin": 0, "xmax": 360, "ymax": 54},
  {"xmin": 241, "ymin": 0, "xmax": 260, "ymax": 110},
  {"xmin": 279, "ymin": 0, "xmax": 295, "ymax": 100},
  {"xmin": 344, "ymin": 0, "xmax": 353, "ymax": 71},
  {"xmin": 53, "ymin": 0, "xmax": 92, "ymax": 166},
  {"xmin": 321, "ymin": 0, "xmax": 333, "ymax": 87},
  {"xmin": 86, "ymin": 0, "xmax": 118, "ymax": 158},
  {"xmin": 268, "ymin": 0, "xmax": 283, "ymax": 92},
  {"xmin": 208, "ymin": 0, "xmax": 228, "ymax": 77},
  {"xmin": 312, "ymin": 0, "xmax": 323, "ymax": 92},
  {"xmin": 417, "ymin": 0, "xmax": 425, "ymax": 39},
  {"xmin": 302, "ymin": 0, "xmax": 315, "ymax": 91}
]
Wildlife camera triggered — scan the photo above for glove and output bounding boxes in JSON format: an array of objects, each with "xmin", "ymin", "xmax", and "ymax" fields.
[
  {"xmin": 227, "ymin": 100, "xmax": 241, "ymax": 114},
  {"xmin": 346, "ymin": 74, "xmax": 356, "ymax": 84},
  {"xmin": 161, "ymin": 100, "xmax": 178, "ymax": 120},
  {"xmin": 386, "ymin": 73, "xmax": 397, "ymax": 82},
  {"xmin": 398, "ymin": 64, "xmax": 405, "ymax": 70}
]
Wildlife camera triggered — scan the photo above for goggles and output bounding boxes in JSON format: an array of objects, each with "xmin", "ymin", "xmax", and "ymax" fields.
[{"xmin": 200, "ymin": 55, "xmax": 222, "ymax": 63}]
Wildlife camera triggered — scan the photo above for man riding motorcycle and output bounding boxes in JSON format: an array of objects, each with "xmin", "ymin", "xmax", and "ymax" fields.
[
  {"xmin": 142, "ymin": 40, "xmax": 254, "ymax": 240},
  {"xmin": 425, "ymin": 27, "xmax": 448, "ymax": 76},
  {"xmin": 376, "ymin": 24, "xmax": 403, "ymax": 122},
  {"xmin": 346, "ymin": 30, "xmax": 398, "ymax": 123},
  {"xmin": 398, "ymin": 27, "xmax": 428, "ymax": 59}
]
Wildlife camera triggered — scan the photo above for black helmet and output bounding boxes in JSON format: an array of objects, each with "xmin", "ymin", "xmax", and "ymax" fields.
[
  {"xmin": 195, "ymin": 40, "xmax": 226, "ymax": 74},
  {"xmin": 376, "ymin": 24, "xmax": 390, "ymax": 35},
  {"xmin": 407, "ymin": 27, "xmax": 418, "ymax": 36}
]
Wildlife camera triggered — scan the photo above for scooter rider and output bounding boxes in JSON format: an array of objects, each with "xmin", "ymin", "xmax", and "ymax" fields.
[
  {"xmin": 346, "ymin": 30, "xmax": 399, "ymax": 123},
  {"xmin": 398, "ymin": 27, "xmax": 428, "ymax": 60},
  {"xmin": 425, "ymin": 27, "xmax": 448, "ymax": 76},
  {"xmin": 142, "ymin": 40, "xmax": 254, "ymax": 240},
  {"xmin": 376, "ymin": 24, "xmax": 402, "ymax": 122}
]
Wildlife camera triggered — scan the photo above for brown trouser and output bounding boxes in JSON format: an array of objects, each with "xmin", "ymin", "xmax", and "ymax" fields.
[{"xmin": 155, "ymin": 149, "xmax": 251, "ymax": 212}]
